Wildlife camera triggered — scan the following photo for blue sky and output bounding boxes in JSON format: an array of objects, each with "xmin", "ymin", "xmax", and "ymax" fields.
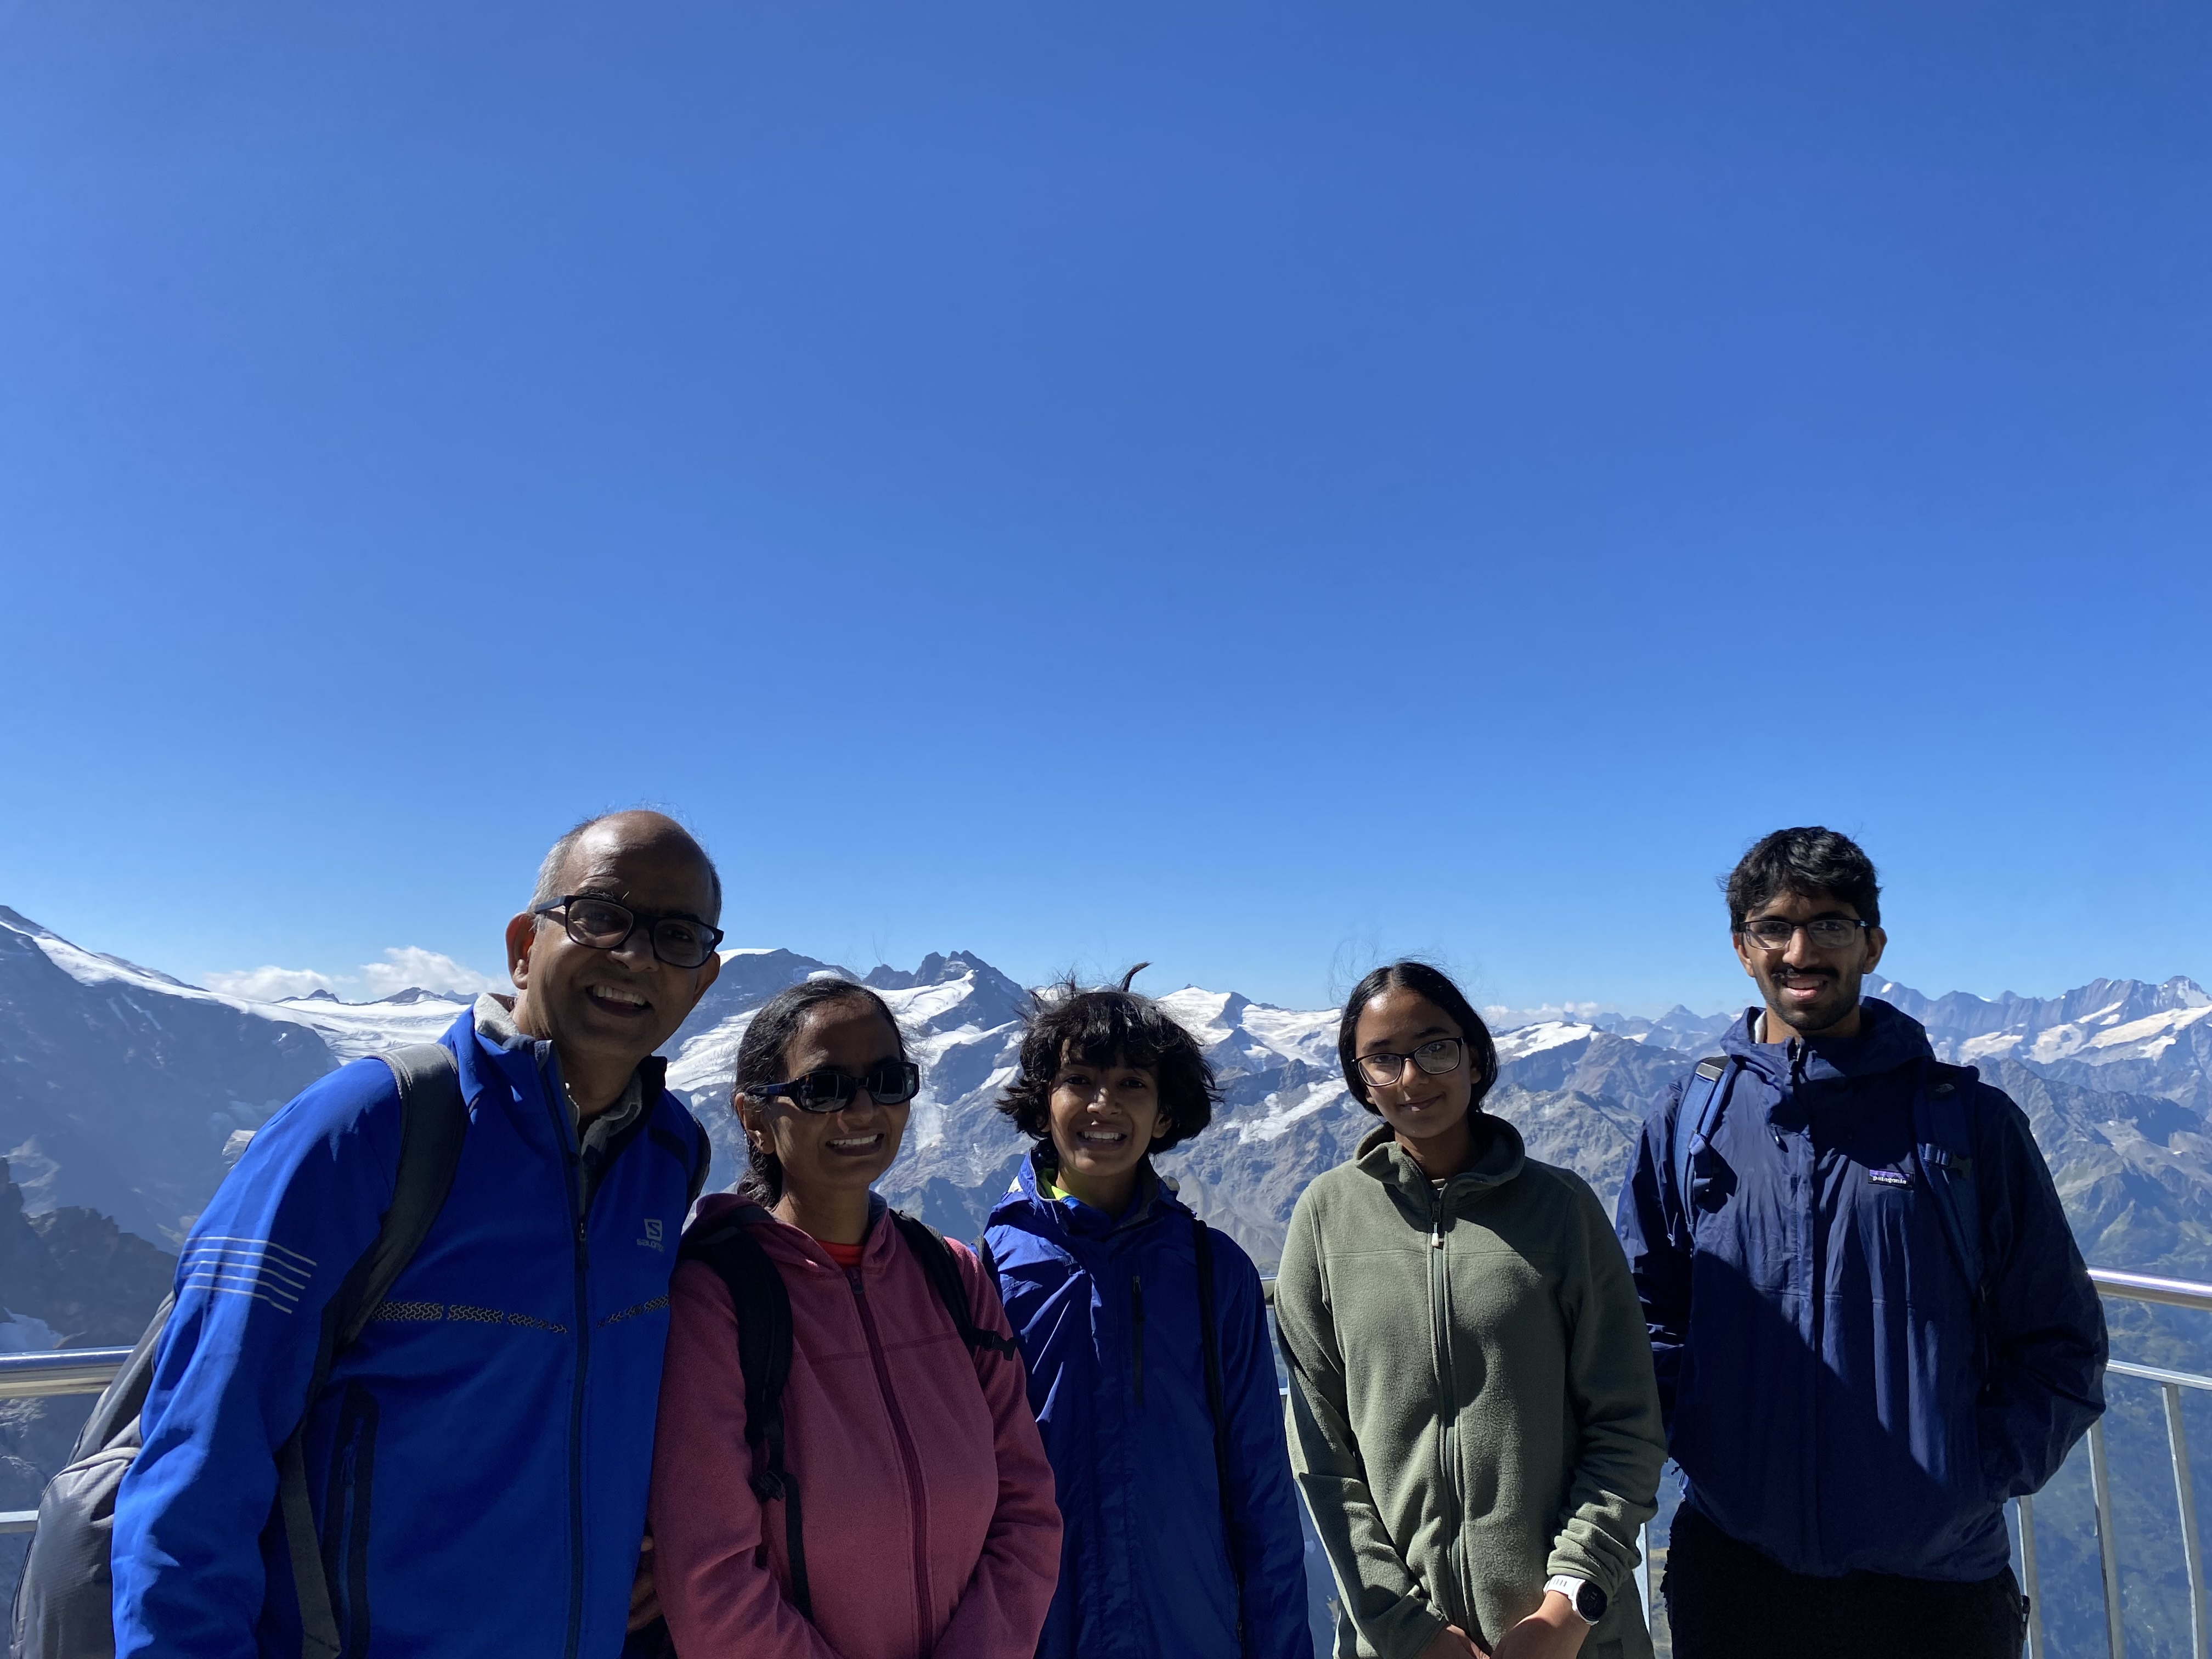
[{"xmin": 2, "ymin": 2, "xmax": 2207, "ymax": 1015}]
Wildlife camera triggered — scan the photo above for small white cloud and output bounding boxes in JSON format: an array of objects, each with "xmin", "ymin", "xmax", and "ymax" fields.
[
  {"xmin": 358, "ymin": 947, "xmax": 502, "ymax": 1001},
  {"xmin": 205, "ymin": 966, "xmax": 339, "ymax": 1002}
]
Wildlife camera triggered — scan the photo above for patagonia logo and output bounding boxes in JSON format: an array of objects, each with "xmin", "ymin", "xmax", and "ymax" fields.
[
  {"xmin": 1867, "ymin": 1167, "xmax": 1911, "ymax": 1188},
  {"xmin": 638, "ymin": 1218, "xmax": 665, "ymax": 1252}
]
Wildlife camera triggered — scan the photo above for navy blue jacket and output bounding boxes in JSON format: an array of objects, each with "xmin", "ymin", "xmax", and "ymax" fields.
[
  {"xmin": 113, "ymin": 1004, "xmax": 710, "ymax": 1659},
  {"xmin": 983, "ymin": 1152, "xmax": 1310, "ymax": 1659},
  {"xmin": 1615, "ymin": 998, "xmax": 2106, "ymax": 1581}
]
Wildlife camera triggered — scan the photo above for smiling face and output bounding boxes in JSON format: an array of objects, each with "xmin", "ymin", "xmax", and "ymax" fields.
[
  {"xmin": 739, "ymin": 997, "xmax": 911, "ymax": 1209},
  {"xmin": 1734, "ymin": 887, "xmax": 1887, "ymax": 1040},
  {"xmin": 506, "ymin": 814, "xmax": 721, "ymax": 1101},
  {"xmin": 1352, "ymin": 986, "xmax": 1478, "ymax": 1171},
  {"xmin": 1045, "ymin": 1045, "xmax": 1167, "ymax": 1212}
]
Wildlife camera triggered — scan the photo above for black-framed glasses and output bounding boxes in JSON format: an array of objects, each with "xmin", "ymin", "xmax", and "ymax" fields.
[
  {"xmin": 1739, "ymin": 917, "xmax": 1872, "ymax": 952},
  {"xmin": 743, "ymin": 1062, "xmax": 922, "ymax": 1113},
  {"xmin": 532, "ymin": 895, "xmax": 725, "ymax": 970},
  {"xmin": 1355, "ymin": 1038, "xmax": 1467, "ymax": 1089}
]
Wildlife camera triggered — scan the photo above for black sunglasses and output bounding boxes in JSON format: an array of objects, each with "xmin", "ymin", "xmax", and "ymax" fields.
[
  {"xmin": 532, "ymin": 895, "xmax": 725, "ymax": 970},
  {"xmin": 744, "ymin": 1060, "xmax": 922, "ymax": 1113}
]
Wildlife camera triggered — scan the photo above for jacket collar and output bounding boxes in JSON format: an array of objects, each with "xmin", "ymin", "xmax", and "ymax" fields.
[
  {"xmin": 1351, "ymin": 1113, "xmax": 1526, "ymax": 1205},
  {"xmin": 467, "ymin": 991, "xmax": 666, "ymax": 1131},
  {"xmin": 991, "ymin": 1141, "xmax": 1182, "ymax": 1240},
  {"xmin": 1718, "ymin": 995, "xmax": 1933, "ymax": 1091}
]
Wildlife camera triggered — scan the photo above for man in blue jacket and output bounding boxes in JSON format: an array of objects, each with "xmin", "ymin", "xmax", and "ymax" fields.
[
  {"xmin": 113, "ymin": 810, "xmax": 724, "ymax": 1659},
  {"xmin": 1616, "ymin": 827, "xmax": 2105, "ymax": 1659}
]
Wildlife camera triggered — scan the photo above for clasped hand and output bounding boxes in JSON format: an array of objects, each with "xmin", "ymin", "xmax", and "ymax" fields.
[{"xmin": 1415, "ymin": 1591, "xmax": 1589, "ymax": 1659}]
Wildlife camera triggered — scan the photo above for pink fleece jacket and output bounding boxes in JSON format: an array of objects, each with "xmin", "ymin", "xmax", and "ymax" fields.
[{"xmin": 650, "ymin": 1195, "xmax": 1062, "ymax": 1659}]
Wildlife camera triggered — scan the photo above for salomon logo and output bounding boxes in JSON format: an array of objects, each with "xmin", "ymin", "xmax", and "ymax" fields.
[{"xmin": 639, "ymin": 1218, "xmax": 665, "ymax": 1251}]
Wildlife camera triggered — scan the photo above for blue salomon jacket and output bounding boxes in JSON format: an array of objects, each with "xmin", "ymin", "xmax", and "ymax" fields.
[
  {"xmin": 112, "ymin": 1002, "xmax": 710, "ymax": 1659},
  {"xmin": 982, "ymin": 1152, "xmax": 1310, "ymax": 1659},
  {"xmin": 1615, "ymin": 998, "xmax": 2106, "ymax": 1581}
]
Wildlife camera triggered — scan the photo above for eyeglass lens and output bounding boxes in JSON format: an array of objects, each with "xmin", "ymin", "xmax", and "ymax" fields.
[
  {"xmin": 792, "ymin": 1062, "xmax": 922, "ymax": 1111},
  {"xmin": 1743, "ymin": 919, "xmax": 1860, "ymax": 950},
  {"xmin": 1357, "ymin": 1038, "xmax": 1465, "ymax": 1087},
  {"xmin": 560, "ymin": 898, "xmax": 716, "ymax": 968}
]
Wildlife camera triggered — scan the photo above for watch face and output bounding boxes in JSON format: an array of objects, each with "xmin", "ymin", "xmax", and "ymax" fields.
[{"xmin": 1573, "ymin": 1581, "xmax": 1609, "ymax": 1623}]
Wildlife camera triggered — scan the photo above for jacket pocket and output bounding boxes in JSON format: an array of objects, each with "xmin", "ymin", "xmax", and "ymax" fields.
[{"xmin": 321, "ymin": 1381, "xmax": 380, "ymax": 1657}]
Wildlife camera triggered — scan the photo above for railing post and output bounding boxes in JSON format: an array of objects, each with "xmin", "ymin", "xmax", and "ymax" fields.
[
  {"xmin": 2091, "ymin": 1417, "xmax": 2128, "ymax": 1658},
  {"xmin": 2162, "ymin": 1382, "xmax": 2211, "ymax": 1659},
  {"xmin": 2017, "ymin": 1493, "xmax": 2045, "ymax": 1659}
]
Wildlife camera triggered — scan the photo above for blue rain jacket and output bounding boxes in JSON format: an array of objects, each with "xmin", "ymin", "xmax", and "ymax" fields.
[
  {"xmin": 1615, "ymin": 998, "xmax": 2106, "ymax": 1581},
  {"xmin": 983, "ymin": 1151, "xmax": 1310, "ymax": 1659},
  {"xmin": 113, "ymin": 1004, "xmax": 710, "ymax": 1659}
]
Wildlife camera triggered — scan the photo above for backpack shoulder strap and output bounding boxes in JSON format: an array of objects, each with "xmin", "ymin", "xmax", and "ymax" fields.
[
  {"xmin": 1912, "ymin": 1063, "xmax": 1988, "ymax": 1308},
  {"xmin": 680, "ymin": 1220, "xmax": 812, "ymax": 1621},
  {"xmin": 1670, "ymin": 1056, "xmax": 1739, "ymax": 1233},
  {"xmin": 891, "ymin": 1210, "xmax": 1019, "ymax": 1362},
  {"xmin": 1191, "ymin": 1218, "xmax": 1243, "ymax": 1628},
  {"xmin": 282, "ymin": 1042, "xmax": 469, "ymax": 1659},
  {"xmin": 975, "ymin": 1229, "xmax": 1001, "ymax": 1296},
  {"xmin": 71, "ymin": 1290, "xmax": 172, "ymax": 1460}
]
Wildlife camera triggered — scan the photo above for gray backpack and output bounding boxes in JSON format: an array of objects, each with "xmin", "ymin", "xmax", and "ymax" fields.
[{"xmin": 10, "ymin": 1046, "xmax": 467, "ymax": 1659}]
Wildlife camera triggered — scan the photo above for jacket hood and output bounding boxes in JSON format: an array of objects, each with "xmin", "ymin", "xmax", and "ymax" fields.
[
  {"xmin": 1718, "ymin": 995, "xmax": 1934, "ymax": 1089},
  {"xmin": 684, "ymin": 1188, "xmax": 899, "ymax": 1276},
  {"xmin": 1351, "ymin": 1112, "xmax": 1527, "ymax": 1205},
  {"xmin": 986, "ymin": 1142, "xmax": 1187, "ymax": 1242}
]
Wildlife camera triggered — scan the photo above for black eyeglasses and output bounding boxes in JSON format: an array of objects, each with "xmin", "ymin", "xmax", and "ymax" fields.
[
  {"xmin": 1739, "ymin": 917, "xmax": 1872, "ymax": 952},
  {"xmin": 532, "ymin": 895, "xmax": 725, "ymax": 970},
  {"xmin": 1355, "ymin": 1038, "xmax": 1468, "ymax": 1089},
  {"xmin": 743, "ymin": 1061, "xmax": 923, "ymax": 1113}
]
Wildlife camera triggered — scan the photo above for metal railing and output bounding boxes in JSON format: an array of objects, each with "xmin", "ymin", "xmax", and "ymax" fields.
[
  {"xmin": 2052, "ymin": 1267, "xmax": 2212, "ymax": 1659},
  {"xmin": 8, "ymin": 1269, "xmax": 2212, "ymax": 1654}
]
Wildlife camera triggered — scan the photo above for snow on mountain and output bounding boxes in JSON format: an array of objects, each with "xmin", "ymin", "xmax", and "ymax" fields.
[
  {"xmin": 0, "ymin": 907, "xmax": 334, "ymax": 1244},
  {"xmin": 10, "ymin": 896, "xmax": 2212, "ymax": 1279},
  {"xmin": 1873, "ymin": 975, "xmax": 2212, "ymax": 1112}
]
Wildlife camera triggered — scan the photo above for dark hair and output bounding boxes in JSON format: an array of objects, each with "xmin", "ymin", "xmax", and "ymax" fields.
[
  {"xmin": 1724, "ymin": 827, "xmax": 1882, "ymax": 932},
  {"xmin": 732, "ymin": 978, "xmax": 908, "ymax": 1204},
  {"xmin": 1336, "ymin": 961, "xmax": 1499, "ymax": 1115},
  {"xmin": 997, "ymin": 981, "xmax": 1220, "ymax": 1155}
]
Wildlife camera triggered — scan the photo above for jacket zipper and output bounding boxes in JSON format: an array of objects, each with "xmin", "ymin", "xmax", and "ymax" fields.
[
  {"xmin": 1426, "ymin": 1180, "xmax": 1468, "ymax": 1633},
  {"xmin": 1131, "ymin": 1273, "xmax": 1146, "ymax": 1408},
  {"xmin": 851, "ymin": 1269, "xmax": 936, "ymax": 1655},
  {"xmin": 538, "ymin": 1052, "xmax": 592, "ymax": 1659}
]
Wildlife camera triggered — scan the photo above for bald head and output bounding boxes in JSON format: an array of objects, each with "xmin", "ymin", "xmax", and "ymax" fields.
[{"xmin": 532, "ymin": 810, "xmax": 722, "ymax": 927}]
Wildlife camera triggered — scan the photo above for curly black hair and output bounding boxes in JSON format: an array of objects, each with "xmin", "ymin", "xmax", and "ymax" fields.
[
  {"xmin": 1724, "ymin": 826, "xmax": 1882, "ymax": 931},
  {"xmin": 1337, "ymin": 960, "xmax": 1500, "ymax": 1115},
  {"xmin": 996, "ymin": 979, "xmax": 1220, "ymax": 1154}
]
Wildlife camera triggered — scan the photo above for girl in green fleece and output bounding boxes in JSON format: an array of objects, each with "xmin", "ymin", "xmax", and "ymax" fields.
[{"xmin": 1274, "ymin": 962, "xmax": 1666, "ymax": 1659}]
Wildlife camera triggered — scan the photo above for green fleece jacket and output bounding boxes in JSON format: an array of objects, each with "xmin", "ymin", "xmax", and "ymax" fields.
[{"xmin": 1276, "ymin": 1119, "xmax": 1664, "ymax": 1659}]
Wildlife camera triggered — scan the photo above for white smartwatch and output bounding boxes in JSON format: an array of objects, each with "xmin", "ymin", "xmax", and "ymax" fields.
[{"xmin": 1542, "ymin": 1575, "xmax": 1608, "ymax": 1624}]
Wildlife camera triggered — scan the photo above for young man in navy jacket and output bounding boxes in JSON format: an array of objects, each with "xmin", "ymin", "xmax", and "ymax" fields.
[
  {"xmin": 1616, "ymin": 827, "xmax": 2106, "ymax": 1659},
  {"xmin": 113, "ymin": 810, "xmax": 724, "ymax": 1659}
]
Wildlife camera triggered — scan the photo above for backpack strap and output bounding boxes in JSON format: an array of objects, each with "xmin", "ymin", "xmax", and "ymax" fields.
[
  {"xmin": 681, "ymin": 1220, "xmax": 813, "ymax": 1622},
  {"xmin": 975, "ymin": 1231, "xmax": 1002, "ymax": 1296},
  {"xmin": 1669, "ymin": 1056, "xmax": 1741, "ymax": 1238},
  {"xmin": 1192, "ymin": 1220, "xmax": 1244, "ymax": 1644},
  {"xmin": 890, "ymin": 1211, "xmax": 1019, "ymax": 1362},
  {"xmin": 1911, "ymin": 1062, "xmax": 1993, "ymax": 1362},
  {"xmin": 283, "ymin": 1043, "xmax": 468, "ymax": 1659}
]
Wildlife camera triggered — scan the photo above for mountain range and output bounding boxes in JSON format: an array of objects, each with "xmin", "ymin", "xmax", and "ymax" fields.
[{"xmin": 7, "ymin": 906, "xmax": 2212, "ymax": 1653}]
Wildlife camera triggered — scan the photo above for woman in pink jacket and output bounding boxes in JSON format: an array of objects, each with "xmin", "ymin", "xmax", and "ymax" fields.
[{"xmin": 649, "ymin": 977, "xmax": 1062, "ymax": 1659}]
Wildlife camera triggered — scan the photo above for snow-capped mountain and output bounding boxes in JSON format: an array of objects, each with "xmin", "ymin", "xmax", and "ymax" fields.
[
  {"xmin": 9, "ymin": 897, "xmax": 2212, "ymax": 1279},
  {"xmin": 1873, "ymin": 974, "xmax": 2212, "ymax": 1113}
]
